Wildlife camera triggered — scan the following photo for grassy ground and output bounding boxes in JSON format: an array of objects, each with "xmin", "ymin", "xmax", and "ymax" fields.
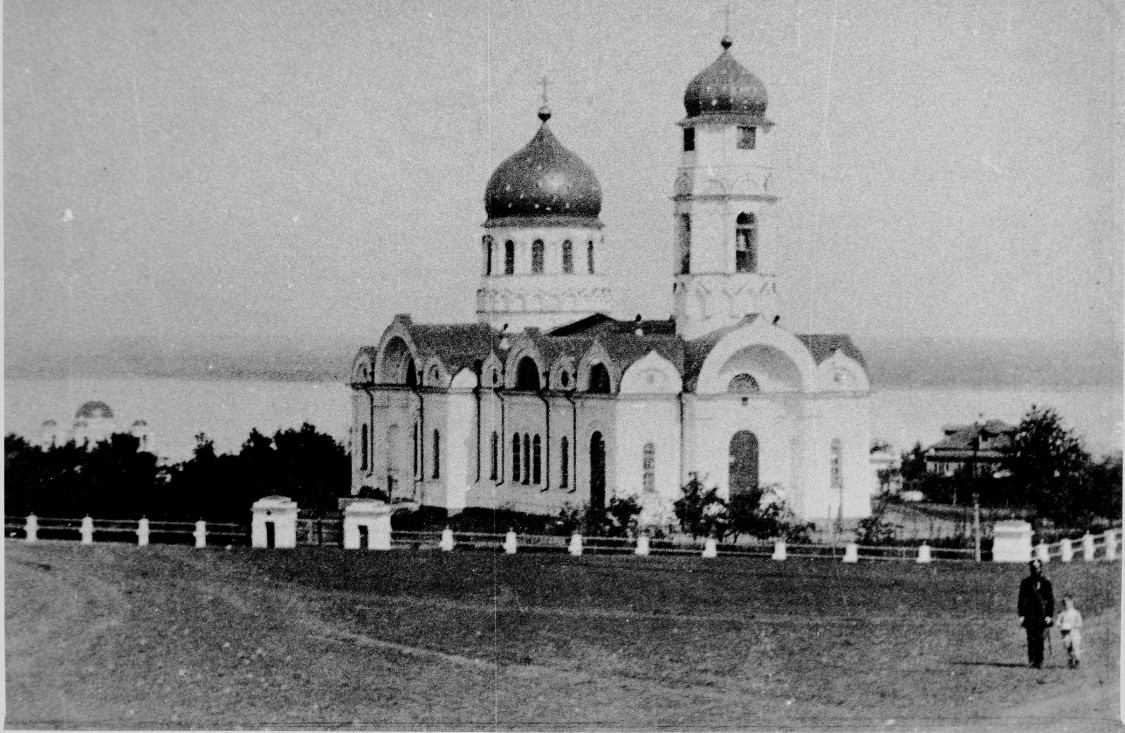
[{"xmin": 6, "ymin": 541, "xmax": 1121, "ymax": 731}]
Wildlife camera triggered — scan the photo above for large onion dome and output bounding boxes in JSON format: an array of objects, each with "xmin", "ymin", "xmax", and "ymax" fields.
[
  {"xmin": 683, "ymin": 37, "xmax": 771, "ymax": 126},
  {"xmin": 484, "ymin": 107, "xmax": 602, "ymax": 229}
]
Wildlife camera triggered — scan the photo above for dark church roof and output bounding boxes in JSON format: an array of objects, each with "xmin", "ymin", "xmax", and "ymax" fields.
[
  {"xmin": 357, "ymin": 314, "xmax": 866, "ymax": 392},
  {"xmin": 683, "ymin": 37, "xmax": 771, "ymax": 128}
]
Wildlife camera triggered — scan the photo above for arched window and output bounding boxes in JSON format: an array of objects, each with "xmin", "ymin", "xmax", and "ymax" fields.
[
  {"xmin": 587, "ymin": 240, "xmax": 595, "ymax": 274},
  {"xmin": 504, "ymin": 240, "xmax": 515, "ymax": 275},
  {"xmin": 830, "ymin": 439, "xmax": 843, "ymax": 489},
  {"xmin": 532, "ymin": 435, "xmax": 542, "ymax": 485},
  {"xmin": 738, "ymin": 126, "xmax": 756, "ymax": 150},
  {"xmin": 515, "ymin": 356, "xmax": 541, "ymax": 391},
  {"xmin": 562, "ymin": 240, "xmax": 573, "ymax": 273},
  {"xmin": 683, "ymin": 127, "xmax": 695, "ymax": 152},
  {"xmin": 432, "ymin": 429, "xmax": 441, "ymax": 479},
  {"xmin": 729, "ymin": 430, "xmax": 759, "ymax": 496},
  {"xmin": 405, "ymin": 358, "xmax": 418, "ymax": 388},
  {"xmin": 642, "ymin": 442, "xmax": 656, "ymax": 493},
  {"xmin": 427, "ymin": 364, "xmax": 441, "ymax": 386},
  {"xmin": 735, "ymin": 212, "xmax": 757, "ymax": 273},
  {"xmin": 490, "ymin": 432, "xmax": 499, "ymax": 480},
  {"xmin": 678, "ymin": 214, "xmax": 691, "ymax": 274},
  {"xmin": 560, "ymin": 437, "xmax": 570, "ymax": 488},
  {"xmin": 531, "ymin": 239, "xmax": 545, "ymax": 274},
  {"xmin": 522, "ymin": 433, "xmax": 531, "ymax": 485},
  {"xmin": 483, "ymin": 235, "xmax": 494, "ymax": 275},
  {"xmin": 512, "ymin": 433, "xmax": 521, "ymax": 483},
  {"xmin": 588, "ymin": 363, "xmax": 611, "ymax": 394},
  {"xmin": 727, "ymin": 374, "xmax": 760, "ymax": 394},
  {"xmin": 360, "ymin": 423, "xmax": 369, "ymax": 471}
]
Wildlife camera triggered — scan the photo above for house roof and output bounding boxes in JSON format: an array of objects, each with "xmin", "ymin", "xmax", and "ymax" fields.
[{"xmin": 925, "ymin": 421, "xmax": 1017, "ymax": 456}]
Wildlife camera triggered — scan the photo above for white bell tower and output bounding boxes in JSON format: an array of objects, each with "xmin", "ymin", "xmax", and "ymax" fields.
[{"xmin": 672, "ymin": 36, "xmax": 781, "ymax": 340}]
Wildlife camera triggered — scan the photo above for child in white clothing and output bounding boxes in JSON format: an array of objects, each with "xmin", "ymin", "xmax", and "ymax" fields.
[{"xmin": 1057, "ymin": 595, "xmax": 1083, "ymax": 669}]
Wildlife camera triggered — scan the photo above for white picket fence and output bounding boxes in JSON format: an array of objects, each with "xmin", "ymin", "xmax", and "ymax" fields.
[{"xmin": 7, "ymin": 514, "xmax": 1120, "ymax": 565}]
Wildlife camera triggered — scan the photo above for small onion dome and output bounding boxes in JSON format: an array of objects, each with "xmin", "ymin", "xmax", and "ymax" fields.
[
  {"xmin": 75, "ymin": 400, "xmax": 113, "ymax": 419},
  {"xmin": 683, "ymin": 37, "xmax": 771, "ymax": 126},
  {"xmin": 484, "ymin": 109, "xmax": 602, "ymax": 229}
]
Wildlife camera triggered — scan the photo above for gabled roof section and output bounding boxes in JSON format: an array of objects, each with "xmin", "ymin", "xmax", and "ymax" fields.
[
  {"xmin": 796, "ymin": 334, "xmax": 867, "ymax": 370},
  {"xmin": 681, "ymin": 315, "xmax": 761, "ymax": 390},
  {"xmin": 407, "ymin": 322, "xmax": 497, "ymax": 375},
  {"xmin": 547, "ymin": 313, "xmax": 678, "ymax": 338},
  {"xmin": 598, "ymin": 333, "xmax": 685, "ymax": 375}
]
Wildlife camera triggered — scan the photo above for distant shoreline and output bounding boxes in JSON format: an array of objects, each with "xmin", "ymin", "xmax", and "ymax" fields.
[{"xmin": 5, "ymin": 333, "xmax": 1122, "ymax": 390}]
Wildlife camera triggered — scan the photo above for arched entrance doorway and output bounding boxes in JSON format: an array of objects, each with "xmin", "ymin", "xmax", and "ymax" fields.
[
  {"xmin": 729, "ymin": 430, "xmax": 759, "ymax": 496},
  {"xmin": 589, "ymin": 431, "xmax": 606, "ymax": 511}
]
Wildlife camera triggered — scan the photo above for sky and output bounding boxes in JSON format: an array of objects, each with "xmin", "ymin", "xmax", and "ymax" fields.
[{"xmin": 4, "ymin": 0, "xmax": 1122, "ymax": 360}]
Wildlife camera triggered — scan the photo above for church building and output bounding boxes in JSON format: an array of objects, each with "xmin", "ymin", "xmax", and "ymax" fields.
[{"xmin": 349, "ymin": 35, "xmax": 876, "ymax": 525}]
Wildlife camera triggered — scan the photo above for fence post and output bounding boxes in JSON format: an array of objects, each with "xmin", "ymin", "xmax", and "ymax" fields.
[
  {"xmin": 842, "ymin": 542, "xmax": 859, "ymax": 563},
  {"xmin": 635, "ymin": 535, "xmax": 650, "ymax": 556},
  {"xmin": 568, "ymin": 533, "xmax": 583, "ymax": 557},
  {"xmin": 916, "ymin": 543, "xmax": 932, "ymax": 564},
  {"xmin": 24, "ymin": 514, "xmax": 38, "ymax": 543},
  {"xmin": 137, "ymin": 517, "xmax": 150, "ymax": 547},
  {"xmin": 1105, "ymin": 529, "xmax": 1117, "ymax": 561},
  {"xmin": 1035, "ymin": 542, "xmax": 1050, "ymax": 564},
  {"xmin": 771, "ymin": 539, "xmax": 787, "ymax": 561},
  {"xmin": 503, "ymin": 529, "xmax": 518, "ymax": 554},
  {"xmin": 440, "ymin": 526, "xmax": 455, "ymax": 552},
  {"xmin": 702, "ymin": 538, "xmax": 718, "ymax": 558},
  {"xmin": 1060, "ymin": 538, "xmax": 1073, "ymax": 563},
  {"xmin": 1082, "ymin": 532, "xmax": 1096, "ymax": 561},
  {"xmin": 80, "ymin": 516, "xmax": 94, "ymax": 545},
  {"xmin": 194, "ymin": 520, "xmax": 207, "ymax": 548}
]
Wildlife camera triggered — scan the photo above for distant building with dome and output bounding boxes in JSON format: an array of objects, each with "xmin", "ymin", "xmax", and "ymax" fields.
[
  {"xmin": 40, "ymin": 401, "xmax": 152, "ymax": 451},
  {"xmin": 348, "ymin": 35, "xmax": 876, "ymax": 525}
]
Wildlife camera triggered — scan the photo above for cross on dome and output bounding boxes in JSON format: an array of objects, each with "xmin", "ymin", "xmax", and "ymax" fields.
[{"xmin": 538, "ymin": 75, "xmax": 552, "ymax": 122}]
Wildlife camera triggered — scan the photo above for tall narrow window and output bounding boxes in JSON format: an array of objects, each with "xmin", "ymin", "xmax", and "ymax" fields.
[
  {"xmin": 483, "ymin": 235, "xmax": 494, "ymax": 275},
  {"xmin": 360, "ymin": 424, "xmax": 369, "ymax": 471},
  {"xmin": 490, "ymin": 432, "xmax": 499, "ymax": 480},
  {"xmin": 413, "ymin": 421, "xmax": 420, "ymax": 478},
  {"xmin": 830, "ymin": 439, "xmax": 843, "ymax": 489},
  {"xmin": 562, "ymin": 240, "xmax": 573, "ymax": 273},
  {"xmin": 678, "ymin": 214, "xmax": 691, "ymax": 274},
  {"xmin": 531, "ymin": 239, "xmax": 545, "ymax": 274},
  {"xmin": 737, "ymin": 126, "xmax": 756, "ymax": 150},
  {"xmin": 642, "ymin": 442, "xmax": 656, "ymax": 493},
  {"xmin": 587, "ymin": 240, "xmax": 595, "ymax": 274},
  {"xmin": 560, "ymin": 437, "xmax": 570, "ymax": 488},
  {"xmin": 432, "ymin": 429, "xmax": 441, "ymax": 479},
  {"xmin": 532, "ymin": 435, "xmax": 542, "ymax": 485},
  {"xmin": 735, "ymin": 212, "xmax": 757, "ymax": 273},
  {"xmin": 512, "ymin": 433, "xmax": 521, "ymax": 483},
  {"xmin": 522, "ymin": 434, "xmax": 531, "ymax": 485},
  {"xmin": 683, "ymin": 127, "xmax": 695, "ymax": 152},
  {"xmin": 504, "ymin": 240, "xmax": 515, "ymax": 275}
]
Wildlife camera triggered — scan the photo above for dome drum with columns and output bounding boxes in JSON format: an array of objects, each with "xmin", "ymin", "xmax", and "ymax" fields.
[{"xmin": 350, "ymin": 35, "xmax": 877, "ymax": 526}]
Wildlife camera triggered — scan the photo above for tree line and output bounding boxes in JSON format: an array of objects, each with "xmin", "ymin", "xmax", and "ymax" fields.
[
  {"xmin": 884, "ymin": 405, "xmax": 1121, "ymax": 528},
  {"xmin": 4, "ymin": 423, "xmax": 349, "ymax": 521}
]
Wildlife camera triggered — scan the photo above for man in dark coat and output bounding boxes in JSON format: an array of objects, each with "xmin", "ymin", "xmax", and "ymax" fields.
[{"xmin": 1018, "ymin": 558, "xmax": 1055, "ymax": 668}]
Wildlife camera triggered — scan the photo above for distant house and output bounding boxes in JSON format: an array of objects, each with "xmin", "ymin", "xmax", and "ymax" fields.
[{"xmin": 923, "ymin": 420, "xmax": 1016, "ymax": 477}]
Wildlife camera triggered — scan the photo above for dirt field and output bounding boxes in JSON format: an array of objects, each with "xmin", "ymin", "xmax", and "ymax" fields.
[{"xmin": 6, "ymin": 541, "xmax": 1121, "ymax": 730}]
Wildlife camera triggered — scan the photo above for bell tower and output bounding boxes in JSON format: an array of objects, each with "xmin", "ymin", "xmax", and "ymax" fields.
[{"xmin": 672, "ymin": 36, "xmax": 781, "ymax": 340}]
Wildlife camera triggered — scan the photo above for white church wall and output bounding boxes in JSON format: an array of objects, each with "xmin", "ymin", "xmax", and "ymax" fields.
[
  {"xmin": 799, "ymin": 395, "xmax": 877, "ymax": 523},
  {"xmin": 682, "ymin": 393, "xmax": 797, "ymax": 499},
  {"xmin": 614, "ymin": 395, "xmax": 682, "ymax": 526}
]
